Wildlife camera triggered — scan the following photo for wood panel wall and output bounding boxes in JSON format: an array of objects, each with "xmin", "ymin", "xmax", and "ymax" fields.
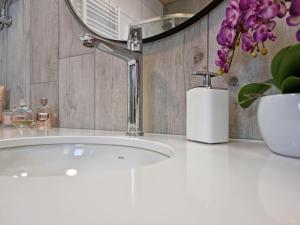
[
  {"xmin": 5, "ymin": 0, "xmax": 31, "ymax": 109},
  {"xmin": 0, "ymin": 0, "xmax": 297, "ymax": 139}
]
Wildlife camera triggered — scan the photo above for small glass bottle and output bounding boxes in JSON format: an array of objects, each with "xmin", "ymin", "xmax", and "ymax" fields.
[
  {"xmin": 2, "ymin": 110, "xmax": 13, "ymax": 127},
  {"xmin": 36, "ymin": 98, "xmax": 52, "ymax": 130},
  {"xmin": 11, "ymin": 99, "xmax": 35, "ymax": 128}
]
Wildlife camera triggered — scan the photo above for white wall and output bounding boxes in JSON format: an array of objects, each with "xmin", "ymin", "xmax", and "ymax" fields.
[{"xmin": 108, "ymin": 0, "xmax": 163, "ymax": 39}]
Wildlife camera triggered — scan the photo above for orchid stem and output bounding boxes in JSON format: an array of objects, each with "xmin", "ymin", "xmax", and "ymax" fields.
[{"xmin": 227, "ymin": 31, "xmax": 241, "ymax": 71}]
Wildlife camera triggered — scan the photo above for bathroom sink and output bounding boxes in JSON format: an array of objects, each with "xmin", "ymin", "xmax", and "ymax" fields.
[{"xmin": 0, "ymin": 136, "xmax": 172, "ymax": 177}]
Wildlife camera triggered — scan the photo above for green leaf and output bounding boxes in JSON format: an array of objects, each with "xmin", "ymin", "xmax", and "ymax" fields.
[
  {"xmin": 237, "ymin": 80, "xmax": 275, "ymax": 109},
  {"xmin": 271, "ymin": 46, "xmax": 290, "ymax": 81},
  {"xmin": 271, "ymin": 44, "xmax": 300, "ymax": 86},
  {"xmin": 281, "ymin": 76, "xmax": 300, "ymax": 94}
]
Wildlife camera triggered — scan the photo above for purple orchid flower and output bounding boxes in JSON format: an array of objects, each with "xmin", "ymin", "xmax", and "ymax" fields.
[
  {"xmin": 230, "ymin": 0, "xmax": 240, "ymax": 9},
  {"xmin": 277, "ymin": 2, "xmax": 287, "ymax": 18},
  {"xmin": 215, "ymin": 0, "xmax": 300, "ymax": 74},
  {"xmin": 286, "ymin": 0, "xmax": 300, "ymax": 41},
  {"xmin": 241, "ymin": 32, "xmax": 254, "ymax": 51},
  {"xmin": 226, "ymin": 7, "xmax": 241, "ymax": 28},
  {"xmin": 290, "ymin": 0, "xmax": 300, "ymax": 16},
  {"xmin": 253, "ymin": 24, "xmax": 269, "ymax": 42},
  {"xmin": 258, "ymin": 0, "xmax": 279, "ymax": 20},
  {"xmin": 287, "ymin": 16, "xmax": 300, "ymax": 26},
  {"xmin": 239, "ymin": 0, "xmax": 249, "ymax": 10},
  {"xmin": 216, "ymin": 47, "xmax": 231, "ymax": 73},
  {"xmin": 217, "ymin": 26, "xmax": 237, "ymax": 48}
]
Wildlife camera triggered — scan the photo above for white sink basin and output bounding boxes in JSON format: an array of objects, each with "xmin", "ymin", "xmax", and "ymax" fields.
[{"xmin": 0, "ymin": 136, "xmax": 173, "ymax": 177}]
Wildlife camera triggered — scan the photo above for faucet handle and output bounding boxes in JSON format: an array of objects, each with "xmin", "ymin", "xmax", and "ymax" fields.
[
  {"xmin": 127, "ymin": 26, "xmax": 143, "ymax": 52},
  {"xmin": 192, "ymin": 71, "xmax": 218, "ymax": 88}
]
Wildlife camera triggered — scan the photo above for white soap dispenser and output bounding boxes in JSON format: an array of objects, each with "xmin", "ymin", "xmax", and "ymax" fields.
[{"xmin": 186, "ymin": 71, "xmax": 229, "ymax": 144}]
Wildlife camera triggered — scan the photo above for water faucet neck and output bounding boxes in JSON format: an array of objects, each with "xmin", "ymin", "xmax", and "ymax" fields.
[
  {"xmin": 126, "ymin": 26, "xmax": 144, "ymax": 137},
  {"xmin": 127, "ymin": 26, "xmax": 143, "ymax": 52},
  {"xmin": 80, "ymin": 28, "xmax": 144, "ymax": 137}
]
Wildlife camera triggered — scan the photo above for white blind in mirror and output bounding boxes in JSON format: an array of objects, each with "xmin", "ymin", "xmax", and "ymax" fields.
[{"xmin": 71, "ymin": 0, "xmax": 120, "ymax": 39}]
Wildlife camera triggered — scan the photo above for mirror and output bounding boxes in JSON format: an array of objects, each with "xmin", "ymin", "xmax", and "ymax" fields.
[{"xmin": 65, "ymin": 0, "xmax": 223, "ymax": 42}]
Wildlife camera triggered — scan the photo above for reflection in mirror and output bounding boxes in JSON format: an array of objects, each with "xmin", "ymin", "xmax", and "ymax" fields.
[{"xmin": 68, "ymin": 0, "xmax": 213, "ymax": 41}]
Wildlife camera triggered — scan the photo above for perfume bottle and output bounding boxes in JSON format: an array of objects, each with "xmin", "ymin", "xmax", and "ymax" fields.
[
  {"xmin": 2, "ymin": 110, "xmax": 13, "ymax": 127},
  {"xmin": 36, "ymin": 98, "xmax": 52, "ymax": 130},
  {"xmin": 11, "ymin": 99, "xmax": 35, "ymax": 128},
  {"xmin": 0, "ymin": 86, "xmax": 5, "ymax": 124}
]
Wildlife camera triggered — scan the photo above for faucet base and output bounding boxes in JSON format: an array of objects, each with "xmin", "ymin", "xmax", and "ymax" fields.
[{"xmin": 126, "ymin": 131, "xmax": 144, "ymax": 137}]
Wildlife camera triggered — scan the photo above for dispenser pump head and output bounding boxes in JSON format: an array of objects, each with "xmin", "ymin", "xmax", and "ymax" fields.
[
  {"xmin": 192, "ymin": 71, "xmax": 217, "ymax": 89},
  {"xmin": 19, "ymin": 99, "xmax": 27, "ymax": 106}
]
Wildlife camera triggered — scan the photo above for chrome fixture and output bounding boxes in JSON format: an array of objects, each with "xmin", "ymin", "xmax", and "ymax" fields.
[
  {"xmin": 192, "ymin": 71, "xmax": 218, "ymax": 89},
  {"xmin": 0, "ymin": 0, "xmax": 13, "ymax": 31},
  {"xmin": 80, "ymin": 26, "xmax": 144, "ymax": 136}
]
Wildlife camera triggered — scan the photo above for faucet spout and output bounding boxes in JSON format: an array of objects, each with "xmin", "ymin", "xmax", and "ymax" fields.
[
  {"xmin": 80, "ymin": 33, "xmax": 140, "ymax": 61},
  {"xmin": 80, "ymin": 27, "xmax": 144, "ymax": 136}
]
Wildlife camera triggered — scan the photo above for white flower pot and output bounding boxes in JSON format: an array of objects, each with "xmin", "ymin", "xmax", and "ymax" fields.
[{"xmin": 257, "ymin": 94, "xmax": 300, "ymax": 158}]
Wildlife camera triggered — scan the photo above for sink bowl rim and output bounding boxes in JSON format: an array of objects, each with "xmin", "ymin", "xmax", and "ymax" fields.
[{"xmin": 0, "ymin": 136, "xmax": 174, "ymax": 157}]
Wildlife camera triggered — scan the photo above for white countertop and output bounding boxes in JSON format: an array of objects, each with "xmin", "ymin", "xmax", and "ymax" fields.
[{"xmin": 0, "ymin": 127, "xmax": 299, "ymax": 225}]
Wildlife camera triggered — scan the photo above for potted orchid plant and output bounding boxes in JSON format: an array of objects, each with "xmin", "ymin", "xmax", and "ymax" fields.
[{"xmin": 216, "ymin": 0, "xmax": 300, "ymax": 157}]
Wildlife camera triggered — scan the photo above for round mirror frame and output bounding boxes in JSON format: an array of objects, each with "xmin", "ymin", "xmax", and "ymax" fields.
[{"xmin": 64, "ymin": 0, "xmax": 224, "ymax": 43}]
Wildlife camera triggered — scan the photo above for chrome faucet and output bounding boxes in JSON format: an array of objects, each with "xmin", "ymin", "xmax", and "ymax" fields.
[{"xmin": 80, "ymin": 27, "xmax": 144, "ymax": 136}]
